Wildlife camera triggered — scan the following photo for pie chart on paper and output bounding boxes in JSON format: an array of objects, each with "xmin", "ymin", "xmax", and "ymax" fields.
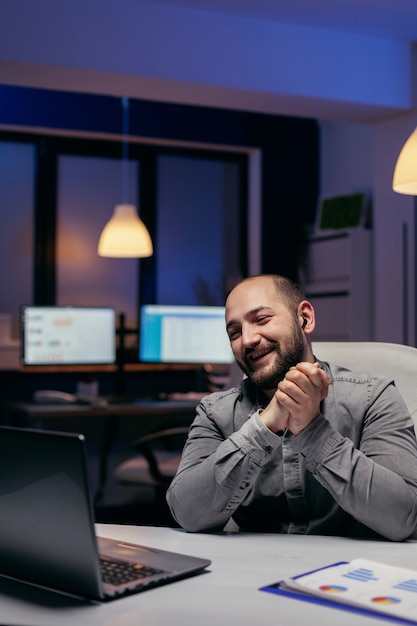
[
  {"xmin": 371, "ymin": 596, "xmax": 401, "ymax": 605},
  {"xmin": 319, "ymin": 585, "xmax": 348, "ymax": 593}
]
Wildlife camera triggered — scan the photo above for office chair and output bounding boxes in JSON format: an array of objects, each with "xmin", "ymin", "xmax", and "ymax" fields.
[
  {"xmin": 113, "ymin": 426, "xmax": 190, "ymax": 522},
  {"xmin": 314, "ymin": 341, "xmax": 417, "ymax": 540},
  {"xmin": 312, "ymin": 341, "xmax": 417, "ymax": 429}
]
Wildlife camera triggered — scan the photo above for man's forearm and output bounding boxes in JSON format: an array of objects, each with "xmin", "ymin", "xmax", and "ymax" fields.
[
  {"xmin": 294, "ymin": 415, "xmax": 417, "ymax": 540},
  {"xmin": 167, "ymin": 414, "xmax": 278, "ymax": 531}
]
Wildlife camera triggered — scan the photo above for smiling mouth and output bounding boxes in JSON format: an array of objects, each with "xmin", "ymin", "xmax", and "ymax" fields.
[{"xmin": 246, "ymin": 346, "xmax": 275, "ymax": 366}]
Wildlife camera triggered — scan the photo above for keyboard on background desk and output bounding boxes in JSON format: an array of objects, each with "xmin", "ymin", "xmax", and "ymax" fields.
[
  {"xmin": 104, "ymin": 393, "xmax": 205, "ymax": 407},
  {"xmin": 34, "ymin": 390, "xmax": 109, "ymax": 407},
  {"xmin": 166, "ymin": 391, "xmax": 206, "ymax": 401}
]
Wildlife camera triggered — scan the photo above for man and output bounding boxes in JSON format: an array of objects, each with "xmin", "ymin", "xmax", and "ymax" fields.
[{"xmin": 166, "ymin": 274, "xmax": 417, "ymax": 539}]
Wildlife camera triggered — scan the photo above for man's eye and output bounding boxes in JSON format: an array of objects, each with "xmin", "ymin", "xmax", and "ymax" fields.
[
  {"xmin": 256, "ymin": 316, "xmax": 270, "ymax": 324},
  {"xmin": 228, "ymin": 328, "xmax": 241, "ymax": 340}
]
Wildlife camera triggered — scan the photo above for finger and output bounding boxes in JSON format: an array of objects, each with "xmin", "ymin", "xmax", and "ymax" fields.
[
  {"xmin": 278, "ymin": 375, "xmax": 313, "ymax": 406},
  {"xmin": 282, "ymin": 369, "xmax": 312, "ymax": 396},
  {"xmin": 295, "ymin": 362, "xmax": 330, "ymax": 392},
  {"xmin": 281, "ymin": 370, "xmax": 328, "ymax": 409},
  {"xmin": 294, "ymin": 361, "xmax": 321, "ymax": 381}
]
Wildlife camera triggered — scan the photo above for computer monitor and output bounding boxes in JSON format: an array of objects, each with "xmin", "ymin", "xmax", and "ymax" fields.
[
  {"xmin": 20, "ymin": 306, "xmax": 116, "ymax": 366},
  {"xmin": 139, "ymin": 304, "xmax": 234, "ymax": 364}
]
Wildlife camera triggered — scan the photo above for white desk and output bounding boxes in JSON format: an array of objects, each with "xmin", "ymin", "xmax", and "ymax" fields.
[{"xmin": 1, "ymin": 524, "xmax": 416, "ymax": 626}]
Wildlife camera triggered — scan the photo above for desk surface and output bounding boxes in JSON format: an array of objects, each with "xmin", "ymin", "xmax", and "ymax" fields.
[
  {"xmin": 0, "ymin": 524, "xmax": 416, "ymax": 626},
  {"xmin": 3, "ymin": 399, "xmax": 199, "ymax": 419}
]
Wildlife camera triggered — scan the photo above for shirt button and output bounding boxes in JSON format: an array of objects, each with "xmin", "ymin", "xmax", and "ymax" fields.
[{"xmin": 265, "ymin": 446, "xmax": 272, "ymax": 453}]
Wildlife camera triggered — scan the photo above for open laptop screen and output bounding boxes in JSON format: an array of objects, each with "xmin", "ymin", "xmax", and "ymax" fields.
[
  {"xmin": 139, "ymin": 304, "xmax": 234, "ymax": 364},
  {"xmin": 21, "ymin": 306, "xmax": 116, "ymax": 365}
]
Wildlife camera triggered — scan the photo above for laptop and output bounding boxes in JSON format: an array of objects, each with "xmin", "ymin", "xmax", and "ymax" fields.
[{"xmin": 0, "ymin": 425, "xmax": 210, "ymax": 601}]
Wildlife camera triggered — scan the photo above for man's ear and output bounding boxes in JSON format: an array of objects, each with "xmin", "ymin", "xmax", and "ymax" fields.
[{"xmin": 298, "ymin": 301, "xmax": 315, "ymax": 334}]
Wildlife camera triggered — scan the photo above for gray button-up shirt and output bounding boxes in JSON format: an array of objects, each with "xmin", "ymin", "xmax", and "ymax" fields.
[{"xmin": 166, "ymin": 362, "xmax": 417, "ymax": 540}]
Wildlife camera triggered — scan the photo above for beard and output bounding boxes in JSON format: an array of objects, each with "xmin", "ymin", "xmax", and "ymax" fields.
[{"xmin": 238, "ymin": 322, "xmax": 305, "ymax": 390}]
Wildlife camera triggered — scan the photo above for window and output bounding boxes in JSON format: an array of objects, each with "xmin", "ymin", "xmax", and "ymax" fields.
[{"xmin": 0, "ymin": 132, "xmax": 248, "ymax": 342}]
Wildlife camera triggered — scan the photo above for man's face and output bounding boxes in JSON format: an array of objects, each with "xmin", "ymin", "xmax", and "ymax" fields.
[{"xmin": 225, "ymin": 277, "xmax": 305, "ymax": 390}]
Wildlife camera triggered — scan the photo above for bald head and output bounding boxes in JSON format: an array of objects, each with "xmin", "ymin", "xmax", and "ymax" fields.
[
  {"xmin": 225, "ymin": 274, "xmax": 315, "ymax": 393},
  {"xmin": 226, "ymin": 275, "xmax": 307, "ymax": 319}
]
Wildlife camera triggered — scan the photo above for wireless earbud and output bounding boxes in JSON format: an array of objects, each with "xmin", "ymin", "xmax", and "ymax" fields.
[{"xmin": 301, "ymin": 317, "xmax": 307, "ymax": 329}]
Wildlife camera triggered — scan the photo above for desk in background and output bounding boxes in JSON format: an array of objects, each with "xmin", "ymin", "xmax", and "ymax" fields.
[
  {"xmin": 1, "ymin": 398, "xmax": 199, "ymax": 426},
  {"xmin": 0, "ymin": 524, "xmax": 415, "ymax": 626},
  {"xmin": 1, "ymin": 399, "xmax": 198, "ymax": 507}
]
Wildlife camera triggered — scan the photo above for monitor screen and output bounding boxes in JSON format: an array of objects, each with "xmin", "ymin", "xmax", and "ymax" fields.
[
  {"xmin": 139, "ymin": 304, "xmax": 234, "ymax": 364},
  {"xmin": 21, "ymin": 306, "xmax": 116, "ymax": 365}
]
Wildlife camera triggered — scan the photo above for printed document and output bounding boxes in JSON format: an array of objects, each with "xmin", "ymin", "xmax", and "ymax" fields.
[{"xmin": 279, "ymin": 558, "xmax": 417, "ymax": 622}]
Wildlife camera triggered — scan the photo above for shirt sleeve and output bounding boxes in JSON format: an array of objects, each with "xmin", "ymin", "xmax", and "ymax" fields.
[
  {"xmin": 290, "ymin": 378, "xmax": 417, "ymax": 541},
  {"xmin": 166, "ymin": 403, "xmax": 281, "ymax": 532}
]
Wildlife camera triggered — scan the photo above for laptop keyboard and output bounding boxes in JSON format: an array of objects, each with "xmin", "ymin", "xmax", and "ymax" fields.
[{"xmin": 100, "ymin": 556, "xmax": 165, "ymax": 586}]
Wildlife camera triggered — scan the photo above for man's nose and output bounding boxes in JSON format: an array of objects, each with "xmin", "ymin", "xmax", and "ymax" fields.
[{"xmin": 241, "ymin": 324, "xmax": 260, "ymax": 348}]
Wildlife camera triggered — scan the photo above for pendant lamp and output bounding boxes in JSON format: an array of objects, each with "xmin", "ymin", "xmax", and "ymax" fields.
[
  {"xmin": 97, "ymin": 203, "xmax": 153, "ymax": 257},
  {"xmin": 393, "ymin": 127, "xmax": 417, "ymax": 195},
  {"xmin": 98, "ymin": 97, "xmax": 153, "ymax": 257}
]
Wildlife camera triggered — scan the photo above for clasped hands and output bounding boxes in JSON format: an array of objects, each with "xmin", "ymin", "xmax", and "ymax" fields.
[{"xmin": 260, "ymin": 362, "xmax": 330, "ymax": 436}]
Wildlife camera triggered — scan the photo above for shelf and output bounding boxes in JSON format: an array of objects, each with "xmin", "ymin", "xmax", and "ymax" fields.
[{"xmin": 299, "ymin": 228, "xmax": 373, "ymax": 341}]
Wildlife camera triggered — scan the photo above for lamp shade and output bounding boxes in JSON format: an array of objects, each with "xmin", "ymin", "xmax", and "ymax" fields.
[
  {"xmin": 97, "ymin": 204, "xmax": 153, "ymax": 258},
  {"xmin": 393, "ymin": 127, "xmax": 417, "ymax": 195}
]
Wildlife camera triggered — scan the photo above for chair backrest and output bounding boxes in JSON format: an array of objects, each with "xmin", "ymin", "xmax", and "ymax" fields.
[
  {"xmin": 312, "ymin": 341, "xmax": 417, "ymax": 429},
  {"xmin": 116, "ymin": 427, "xmax": 190, "ymax": 486}
]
